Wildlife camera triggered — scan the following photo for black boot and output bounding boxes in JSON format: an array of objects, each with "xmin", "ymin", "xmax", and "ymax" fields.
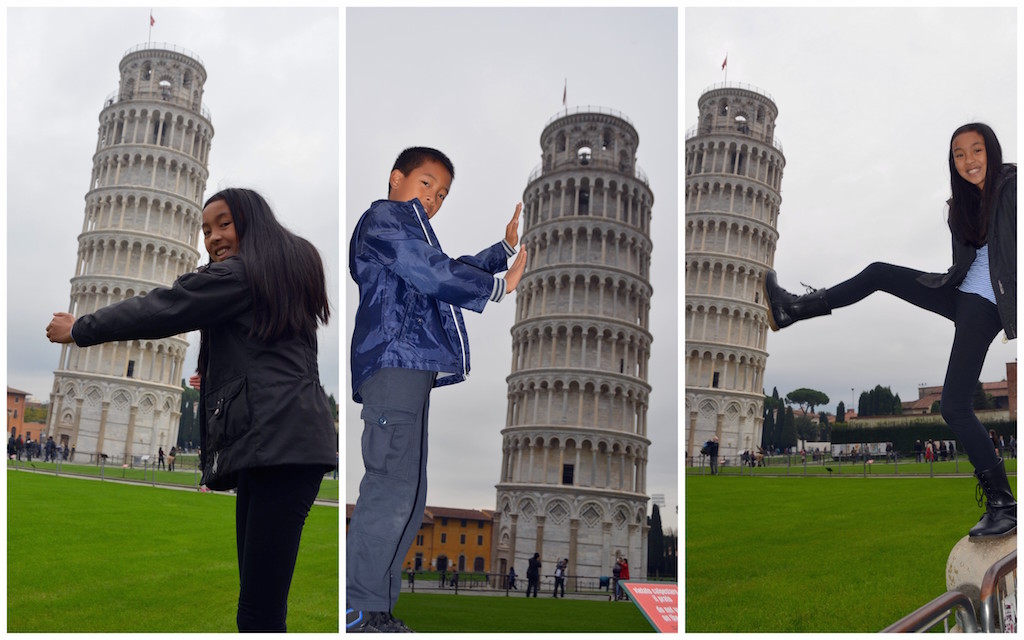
[
  {"xmin": 969, "ymin": 458, "xmax": 1017, "ymax": 538},
  {"xmin": 763, "ymin": 270, "xmax": 831, "ymax": 331}
]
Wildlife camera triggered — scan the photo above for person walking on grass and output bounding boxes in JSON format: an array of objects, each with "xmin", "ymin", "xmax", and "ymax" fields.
[{"xmin": 764, "ymin": 123, "xmax": 1016, "ymax": 539}]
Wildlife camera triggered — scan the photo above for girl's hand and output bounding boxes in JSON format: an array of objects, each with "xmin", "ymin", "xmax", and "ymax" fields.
[
  {"xmin": 189, "ymin": 374, "xmax": 202, "ymax": 390},
  {"xmin": 505, "ymin": 247, "xmax": 528, "ymax": 293},
  {"xmin": 505, "ymin": 203, "xmax": 523, "ymax": 247},
  {"xmin": 46, "ymin": 313, "xmax": 76, "ymax": 344}
]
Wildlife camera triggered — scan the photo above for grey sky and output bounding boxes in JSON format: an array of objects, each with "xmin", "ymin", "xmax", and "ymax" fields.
[
  {"xmin": 6, "ymin": 8, "xmax": 340, "ymax": 404},
  {"xmin": 344, "ymin": 7, "xmax": 679, "ymax": 528},
  {"xmin": 686, "ymin": 7, "xmax": 1017, "ymax": 420}
]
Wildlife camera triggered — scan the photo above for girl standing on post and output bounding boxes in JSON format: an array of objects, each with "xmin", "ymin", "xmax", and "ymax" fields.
[
  {"xmin": 764, "ymin": 123, "xmax": 1016, "ymax": 539},
  {"xmin": 46, "ymin": 188, "xmax": 338, "ymax": 631}
]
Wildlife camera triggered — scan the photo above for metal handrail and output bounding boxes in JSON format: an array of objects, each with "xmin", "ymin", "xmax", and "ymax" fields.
[
  {"xmin": 880, "ymin": 590, "xmax": 979, "ymax": 633},
  {"xmin": 979, "ymin": 548, "xmax": 1017, "ymax": 632}
]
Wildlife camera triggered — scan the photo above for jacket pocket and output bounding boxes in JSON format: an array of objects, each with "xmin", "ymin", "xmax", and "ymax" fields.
[
  {"xmin": 359, "ymin": 404, "xmax": 419, "ymax": 480},
  {"xmin": 206, "ymin": 376, "xmax": 250, "ymax": 452}
]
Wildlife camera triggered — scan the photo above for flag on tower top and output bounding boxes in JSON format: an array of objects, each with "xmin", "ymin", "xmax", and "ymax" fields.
[
  {"xmin": 562, "ymin": 79, "xmax": 567, "ymax": 107},
  {"xmin": 721, "ymin": 54, "xmax": 728, "ymax": 70},
  {"xmin": 150, "ymin": 11, "xmax": 155, "ymax": 27}
]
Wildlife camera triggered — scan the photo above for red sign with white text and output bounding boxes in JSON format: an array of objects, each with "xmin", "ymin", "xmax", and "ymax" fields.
[{"xmin": 622, "ymin": 581, "xmax": 678, "ymax": 633}]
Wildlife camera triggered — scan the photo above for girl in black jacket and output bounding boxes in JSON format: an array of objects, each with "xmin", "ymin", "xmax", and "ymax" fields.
[
  {"xmin": 763, "ymin": 123, "xmax": 1016, "ymax": 539},
  {"xmin": 47, "ymin": 188, "xmax": 336, "ymax": 631}
]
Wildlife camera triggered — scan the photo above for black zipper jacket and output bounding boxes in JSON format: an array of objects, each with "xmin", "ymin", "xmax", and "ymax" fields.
[
  {"xmin": 917, "ymin": 164, "xmax": 1016, "ymax": 340},
  {"xmin": 72, "ymin": 257, "xmax": 337, "ymax": 489}
]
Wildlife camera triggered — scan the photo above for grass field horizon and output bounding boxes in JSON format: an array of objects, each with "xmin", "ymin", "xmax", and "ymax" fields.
[
  {"xmin": 7, "ymin": 469, "xmax": 338, "ymax": 633},
  {"xmin": 685, "ymin": 474, "xmax": 1017, "ymax": 633}
]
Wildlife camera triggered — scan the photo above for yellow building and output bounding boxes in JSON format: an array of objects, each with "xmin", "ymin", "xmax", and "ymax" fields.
[{"xmin": 346, "ymin": 504, "xmax": 495, "ymax": 573}]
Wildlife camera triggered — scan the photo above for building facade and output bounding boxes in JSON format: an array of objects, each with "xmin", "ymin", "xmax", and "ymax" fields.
[
  {"xmin": 684, "ymin": 83, "xmax": 785, "ymax": 460},
  {"xmin": 47, "ymin": 43, "xmax": 214, "ymax": 461},
  {"xmin": 493, "ymin": 107, "xmax": 654, "ymax": 582},
  {"xmin": 345, "ymin": 505, "xmax": 495, "ymax": 575}
]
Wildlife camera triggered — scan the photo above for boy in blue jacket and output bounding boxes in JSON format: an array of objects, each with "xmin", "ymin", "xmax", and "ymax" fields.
[{"xmin": 347, "ymin": 147, "xmax": 526, "ymax": 632}]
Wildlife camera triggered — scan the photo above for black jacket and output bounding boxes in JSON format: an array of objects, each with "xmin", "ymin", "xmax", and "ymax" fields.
[
  {"xmin": 72, "ymin": 257, "xmax": 337, "ymax": 490},
  {"xmin": 917, "ymin": 164, "xmax": 1017, "ymax": 340}
]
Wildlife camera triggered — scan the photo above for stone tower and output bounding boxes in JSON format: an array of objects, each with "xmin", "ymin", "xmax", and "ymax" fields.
[
  {"xmin": 684, "ymin": 83, "xmax": 785, "ymax": 460},
  {"xmin": 493, "ymin": 107, "xmax": 654, "ymax": 582},
  {"xmin": 47, "ymin": 43, "xmax": 214, "ymax": 462}
]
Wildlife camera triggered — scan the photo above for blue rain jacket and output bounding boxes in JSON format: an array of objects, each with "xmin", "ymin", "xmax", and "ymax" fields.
[{"xmin": 349, "ymin": 198, "xmax": 511, "ymax": 402}]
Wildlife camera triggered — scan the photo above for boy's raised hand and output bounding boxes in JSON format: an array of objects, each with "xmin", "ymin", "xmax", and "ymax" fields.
[
  {"xmin": 505, "ymin": 247, "xmax": 528, "ymax": 293},
  {"xmin": 505, "ymin": 203, "xmax": 522, "ymax": 247}
]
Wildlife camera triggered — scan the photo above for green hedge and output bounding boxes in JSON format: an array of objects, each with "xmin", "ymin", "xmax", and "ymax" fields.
[{"xmin": 832, "ymin": 420, "xmax": 1016, "ymax": 453}]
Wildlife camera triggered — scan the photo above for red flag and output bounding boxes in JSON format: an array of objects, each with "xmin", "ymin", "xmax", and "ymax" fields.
[
  {"xmin": 721, "ymin": 54, "xmax": 728, "ymax": 70},
  {"xmin": 150, "ymin": 12, "xmax": 155, "ymax": 27}
]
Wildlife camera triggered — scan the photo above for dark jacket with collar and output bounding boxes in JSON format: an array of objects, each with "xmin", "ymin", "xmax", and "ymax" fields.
[
  {"xmin": 72, "ymin": 257, "xmax": 337, "ymax": 490},
  {"xmin": 917, "ymin": 164, "xmax": 1016, "ymax": 340},
  {"xmin": 349, "ymin": 198, "xmax": 511, "ymax": 402}
]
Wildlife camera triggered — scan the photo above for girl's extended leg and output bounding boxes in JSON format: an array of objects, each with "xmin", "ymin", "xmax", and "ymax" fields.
[{"xmin": 825, "ymin": 262, "xmax": 957, "ymax": 320}]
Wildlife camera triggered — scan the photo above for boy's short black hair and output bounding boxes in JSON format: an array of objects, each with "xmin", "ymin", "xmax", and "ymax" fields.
[{"xmin": 391, "ymin": 146, "xmax": 455, "ymax": 182}]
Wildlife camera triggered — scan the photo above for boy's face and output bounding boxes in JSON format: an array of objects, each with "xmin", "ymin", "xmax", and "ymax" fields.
[{"xmin": 389, "ymin": 159, "xmax": 452, "ymax": 219}]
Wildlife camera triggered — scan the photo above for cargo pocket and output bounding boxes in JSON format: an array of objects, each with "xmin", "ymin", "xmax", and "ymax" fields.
[
  {"xmin": 206, "ymin": 376, "xmax": 250, "ymax": 452},
  {"xmin": 359, "ymin": 404, "xmax": 419, "ymax": 480}
]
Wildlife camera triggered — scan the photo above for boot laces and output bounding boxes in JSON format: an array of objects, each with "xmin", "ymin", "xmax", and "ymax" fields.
[
  {"xmin": 976, "ymin": 480, "xmax": 986, "ymax": 508},
  {"xmin": 799, "ymin": 282, "xmax": 819, "ymax": 294}
]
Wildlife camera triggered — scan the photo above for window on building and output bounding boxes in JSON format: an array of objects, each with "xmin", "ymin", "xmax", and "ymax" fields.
[
  {"xmin": 477, "ymin": 535, "xmax": 484, "ymax": 546},
  {"xmin": 460, "ymin": 519, "xmax": 467, "ymax": 527},
  {"xmin": 416, "ymin": 535, "xmax": 424, "ymax": 546},
  {"xmin": 460, "ymin": 534, "xmax": 466, "ymax": 544},
  {"xmin": 478, "ymin": 521, "xmax": 485, "ymax": 529},
  {"xmin": 441, "ymin": 518, "xmax": 448, "ymax": 526},
  {"xmin": 712, "ymin": 372, "xmax": 720, "ymax": 388},
  {"xmin": 441, "ymin": 533, "xmax": 447, "ymax": 543},
  {"xmin": 562, "ymin": 464, "xmax": 574, "ymax": 485},
  {"xmin": 126, "ymin": 360, "xmax": 135, "ymax": 378}
]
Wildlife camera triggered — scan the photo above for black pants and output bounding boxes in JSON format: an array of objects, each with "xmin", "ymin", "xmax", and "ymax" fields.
[
  {"xmin": 826, "ymin": 262, "xmax": 1003, "ymax": 471},
  {"xmin": 526, "ymin": 576, "xmax": 539, "ymax": 597},
  {"xmin": 235, "ymin": 464, "xmax": 324, "ymax": 632}
]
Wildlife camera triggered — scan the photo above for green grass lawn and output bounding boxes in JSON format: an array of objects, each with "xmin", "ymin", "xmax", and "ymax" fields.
[
  {"xmin": 391, "ymin": 592, "xmax": 654, "ymax": 632},
  {"xmin": 685, "ymin": 474, "xmax": 1016, "ymax": 633},
  {"xmin": 7, "ymin": 470, "xmax": 338, "ymax": 633}
]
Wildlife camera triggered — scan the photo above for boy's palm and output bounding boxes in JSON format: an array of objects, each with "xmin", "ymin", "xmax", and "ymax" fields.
[{"xmin": 506, "ymin": 248, "xmax": 527, "ymax": 293}]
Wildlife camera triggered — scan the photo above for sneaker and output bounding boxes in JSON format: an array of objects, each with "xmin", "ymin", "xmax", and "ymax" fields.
[{"xmin": 346, "ymin": 608, "xmax": 414, "ymax": 633}]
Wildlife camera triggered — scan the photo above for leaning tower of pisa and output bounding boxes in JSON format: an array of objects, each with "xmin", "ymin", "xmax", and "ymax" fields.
[
  {"xmin": 684, "ymin": 83, "xmax": 785, "ymax": 461},
  {"xmin": 46, "ymin": 43, "xmax": 214, "ymax": 462},
  {"xmin": 492, "ymin": 107, "xmax": 654, "ymax": 581}
]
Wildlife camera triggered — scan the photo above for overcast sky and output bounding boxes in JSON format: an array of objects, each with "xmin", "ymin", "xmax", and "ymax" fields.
[
  {"xmin": 685, "ymin": 7, "xmax": 1017, "ymax": 420},
  {"xmin": 5, "ymin": 8, "xmax": 340, "ymax": 403},
  {"xmin": 344, "ymin": 7, "xmax": 679, "ymax": 528}
]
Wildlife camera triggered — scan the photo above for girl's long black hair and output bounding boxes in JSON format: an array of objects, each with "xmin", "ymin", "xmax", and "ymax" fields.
[
  {"xmin": 203, "ymin": 188, "xmax": 330, "ymax": 341},
  {"xmin": 948, "ymin": 123, "xmax": 1004, "ymax": 247}
]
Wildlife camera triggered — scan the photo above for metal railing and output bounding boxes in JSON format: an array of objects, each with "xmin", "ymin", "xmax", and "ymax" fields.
[
  {"xmin": 400, "ymin": 570, "xmax": 661, "ymax": 600},
  {"xmin": 979, "ymin": 549, "xmax": 1017, "ymax": 632},
  {"xmin": 880, "ymin": 549, "xmax": 1016, "ymax": 633},
  {"xmin": 881, "ymin": 590, "xmax": 979, "ymax": 633},
  {"xmin": 685, "ymin": 448, "xmax": 995, "ymax": 478}
]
